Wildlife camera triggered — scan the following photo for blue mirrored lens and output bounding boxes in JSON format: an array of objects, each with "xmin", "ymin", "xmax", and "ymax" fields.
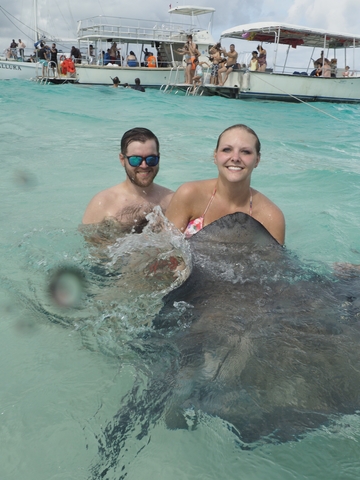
[{"xmin": 127, "ymin": 156, "xmax": 159, "ymax": 167}]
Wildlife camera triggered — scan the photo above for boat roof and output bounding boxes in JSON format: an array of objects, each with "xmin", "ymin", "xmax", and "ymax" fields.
[
  {"xmin": 221, "ymin": 22, "xmax": 360, "ymax": 48},
  {"xmin": 168, "ymin": 6, "xmax": 215, "ymax": 16}
]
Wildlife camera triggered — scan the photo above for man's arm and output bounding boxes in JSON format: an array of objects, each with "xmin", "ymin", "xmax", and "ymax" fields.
[{"xmin": 82, "ymin": 191, "xmax": 112, "ymax": 224}]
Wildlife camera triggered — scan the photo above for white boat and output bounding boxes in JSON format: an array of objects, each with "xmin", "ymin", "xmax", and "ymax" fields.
[
  {"xmin": 220, "ymin": 22, "xmax": 360, "ymax": 103},
  {"xmin": 0, "ymin": 58, "xmax": 39, "ymax": 80},
  {"xmin": 74, "ymin": 6, "xmax": 216, "ymax": 87}
]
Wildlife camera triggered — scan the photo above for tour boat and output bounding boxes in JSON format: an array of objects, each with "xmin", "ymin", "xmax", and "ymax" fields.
[
  {"xmin": 74, "ymin": 6, "xmax": 216, "ymax": 87},
  {"xmin": 219, "ymin": 22, "xmax": 360, "ymax": 103}
]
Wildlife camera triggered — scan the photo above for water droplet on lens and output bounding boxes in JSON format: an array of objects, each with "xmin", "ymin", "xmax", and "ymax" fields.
[{"xmin": 48, "ymin": 266, "xmax": 86, "ymax": 308}]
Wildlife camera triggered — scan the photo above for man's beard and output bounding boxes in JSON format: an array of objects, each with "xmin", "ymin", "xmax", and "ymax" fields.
[{"xmin": 124, "ymin": 164, "xmax": 159, "ymax": 187}]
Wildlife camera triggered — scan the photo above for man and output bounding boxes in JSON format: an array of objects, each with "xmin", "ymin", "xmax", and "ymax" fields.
[
  {"xmin": 50, "ymin": 43, "xmax": 58, "ymax": 76},
  {"xmin": 38, "ymin": 42, "xmax": 49, "ymax": 76},
  {"xmin": 18, "ymin": 39, "xmax": 26, "ymax": 59},
  {"xmin": 218, "ymin": 44, "xmax": 238, "ymax": 86},
  {"xmin": 82, "ymin": 128, "xmax": 173, "ymax": 231},
  {"xmin": 132, "ymin": 77, "xmax": 145, "ymax": 92}
]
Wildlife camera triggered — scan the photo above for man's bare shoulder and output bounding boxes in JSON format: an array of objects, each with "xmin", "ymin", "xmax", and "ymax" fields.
[{"xmin": 82, "ymin": 183, "xmax": 125, "ymax": 224}]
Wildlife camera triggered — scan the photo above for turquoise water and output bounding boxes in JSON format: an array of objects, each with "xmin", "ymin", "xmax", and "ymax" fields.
[{"xmin": 1, "ymin": 80, "xmax": 360, "ymax": 479}]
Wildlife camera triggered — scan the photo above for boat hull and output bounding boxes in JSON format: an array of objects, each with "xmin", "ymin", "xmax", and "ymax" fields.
[
  {"xmin": 226, "ymin": 71, "xmax": 360, "ymax": 103},
  {"xmin": 74, "ymin": 64, "xmax": 181, "ymax": 87},
  {"xmin": 0, "ymin": 60, "xmax": 39, "ymax": 80}
]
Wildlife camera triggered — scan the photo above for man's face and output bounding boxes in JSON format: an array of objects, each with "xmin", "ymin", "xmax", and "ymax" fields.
[{"xmin": 120, "ymin": 139, "xmax": 159, "ymax": 188}]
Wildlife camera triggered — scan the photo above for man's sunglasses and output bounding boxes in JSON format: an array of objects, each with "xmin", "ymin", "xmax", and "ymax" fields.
[{"xmin": 125, "ymin": 155, "xmax": 160, "ymax": 167}]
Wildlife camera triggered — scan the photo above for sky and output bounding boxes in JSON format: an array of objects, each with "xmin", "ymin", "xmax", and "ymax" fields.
[{"xmin": 1, "ymin": 0, "xmax": 360, "ymax": 67}]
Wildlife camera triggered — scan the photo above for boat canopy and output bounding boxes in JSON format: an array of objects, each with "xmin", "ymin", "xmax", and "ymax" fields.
[
  {"xmin": 221, "ymin": 22, "xmax": 360, "ymax": 49},
  {"xmin": 168, "ymin": 6, "xmax": 215, "ymax": 16}
]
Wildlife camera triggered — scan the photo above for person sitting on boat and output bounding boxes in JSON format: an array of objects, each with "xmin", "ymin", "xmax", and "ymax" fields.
[
  {"xmin": 18, "ymin": 39, "xmax": 26, "ymax": 60},
  {"xmin": 343, "ymin": 66, "xmax": 352, "ymax": 77},
  {"xmin": 146, "ymin": 52, "xmax": 157, "ymax": 68},
  {"xmin": 313, "ymin": 62, "xmax": 322, "ymax": 77},
  {"xmin": 82, "ymin": 127, "xmax": 173, "ymax": 231},
  {"xmin": 218, "ymin": 44, "xmax": 238, "ymax": 86},
  {"xmin": 322, "ymin": 58, "xmax": 331, "ymax": 77},
  {"xmin": 257, "ymin": 45, "xmax": 267, "ymax": 72},
  {"xmin": 249, "ymin": 51, "xmax": 258, "ymax": 71},
  {"xmin": 103, "ymin": 50, "xmax": 111, "ymax": 65},
  {"xmin": 127, "ymin": 51, "xmax": 138, "ymax": 67},
  {"xmin": 165, "ymin": 124, "xmax": 285, "ymax": 245}
]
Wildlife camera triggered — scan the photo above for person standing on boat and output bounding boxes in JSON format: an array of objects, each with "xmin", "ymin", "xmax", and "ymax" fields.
[
  {"xmin": 38, "ymin": 43, "xmax": 49, "ymax": 76},
  {"xmin": 9, "ymin": 39, "xmax": 18, "ymax": 59},
  {"xmin": 18, "ymin": 39, "xmax": 26, "ymax": 60},
  {"xmin": 209, "ymin": 43, "xmax": 222, "ymax": 85},
  {"xmin": 177, "ymin": 44, "xmax": 192, "ymax": 83},
  {"xmin": 109, "ymin": 42, "xmax": 118, "ymax": 62},
  {"xmin": 257, "ymin": 45, "xmax": 267, "ymax": 72},
  {"xmin": 82, "ymin": 127, "xmax": 173, "ymax": 230},
  {"xmin": 218, "ymin": 44, "xmax": 238, "ymax": 86},
  {"xmin": 70, "ymin": 46, "xmax": 82, "ymax": 64},
  {"xmin": 50, "ymin": 43, "xmax": 58, "ymax": 76},
  {"xmin": 249, "ymin": 51, "xmax": 259, "ymax": 71}
]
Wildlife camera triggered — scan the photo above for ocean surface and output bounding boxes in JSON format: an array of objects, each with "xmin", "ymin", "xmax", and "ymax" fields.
[{"xmin": 1, "ymin": 79, "xmax": 360, "ymax": 479}]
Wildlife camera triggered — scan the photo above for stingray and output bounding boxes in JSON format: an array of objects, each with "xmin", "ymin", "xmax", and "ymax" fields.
[{"xmin": 91, "ymin": 213, "xmax": 360, "ymax": 477}]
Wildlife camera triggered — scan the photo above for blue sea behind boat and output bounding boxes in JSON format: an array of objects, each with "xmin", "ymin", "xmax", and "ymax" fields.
[{"xmin": 1, "ymin": 80, "xmax": 360, "ymax": 479}]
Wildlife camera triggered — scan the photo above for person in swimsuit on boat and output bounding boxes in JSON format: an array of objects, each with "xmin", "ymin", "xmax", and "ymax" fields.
[
  {"xmin": 257, "ymin": 45, "xmax": 267, "ymax": 72},
  {"xmin": 166, "ymin": 124, "xmax": 285, "ymax": 245}
]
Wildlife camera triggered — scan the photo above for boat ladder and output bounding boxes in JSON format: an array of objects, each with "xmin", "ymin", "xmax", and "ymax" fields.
[{"xmin": 160, "ymin": 66, "xmax": 184, "ymax": 93}]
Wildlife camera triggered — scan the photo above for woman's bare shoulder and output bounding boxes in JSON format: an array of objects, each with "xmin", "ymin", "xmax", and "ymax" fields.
[
  {"xmin": 252, "ymin": 189, "xmax": 285, "ymax": 244},
  {"xmin": 175, "ymin": 179, "xmax": 216, "ymax": 197}
]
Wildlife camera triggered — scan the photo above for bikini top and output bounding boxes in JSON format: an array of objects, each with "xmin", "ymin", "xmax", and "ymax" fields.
[{"xmin": 184, "ymin": 188, "xmax": 253, "ymax": 238}]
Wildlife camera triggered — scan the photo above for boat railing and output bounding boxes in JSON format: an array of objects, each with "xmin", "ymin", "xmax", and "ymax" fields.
[{"xmin": 77, "ymin": 16, "xmax": 195, "ymax": 42}]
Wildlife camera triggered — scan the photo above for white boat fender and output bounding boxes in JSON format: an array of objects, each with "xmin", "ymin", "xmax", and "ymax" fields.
[{"xmin": 241, "ymin": 71, "xmax": 250, "ymax": 90}]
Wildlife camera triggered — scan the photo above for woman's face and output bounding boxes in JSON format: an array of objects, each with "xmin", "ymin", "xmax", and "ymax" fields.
[{"xmin": 214, "ymin": 128, "xmax": 260, "ymax": 183}]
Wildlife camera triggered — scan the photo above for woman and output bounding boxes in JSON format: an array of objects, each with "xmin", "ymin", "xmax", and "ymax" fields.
[
  {"xmin": 127, "ymin": 51, "xmax": 138, "ymax": 67},
  {"xmin": 166, "ymin": 124, "xmax": 285, "ymax": 245},
  {"xmin": 177, "ymin": 44, "xmax": 192, "ymax": 83},
  {"xmin": 257, "ymin": 45, "xmax": 267, "ymax": 72},
  {"xmin": 249, "ymin": 51, "xmax": 259, "ymax": 71}
]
